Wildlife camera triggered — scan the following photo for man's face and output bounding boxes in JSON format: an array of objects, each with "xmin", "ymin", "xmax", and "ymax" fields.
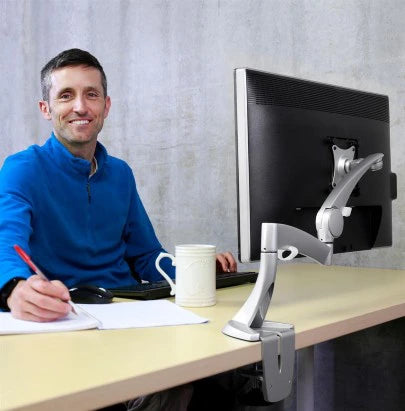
[{"xmin": 39, "ymin": 65, "xmax": 111, "ymax": 149}]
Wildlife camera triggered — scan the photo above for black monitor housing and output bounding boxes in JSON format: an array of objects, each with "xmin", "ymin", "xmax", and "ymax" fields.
[{"xmin": 235, "ymin": 69, "xmax": 396, "ymax": 263}]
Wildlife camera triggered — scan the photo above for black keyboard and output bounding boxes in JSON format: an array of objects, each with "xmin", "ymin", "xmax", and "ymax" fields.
[{"xmin": 108, "ymin": 271, "xmax": 258, "ymax": 300}]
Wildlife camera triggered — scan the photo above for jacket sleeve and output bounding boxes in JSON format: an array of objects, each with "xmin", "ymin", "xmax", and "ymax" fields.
[
  {"xmin": 0, "ymin": 156, "xmax": 34, "ymax": 289},
  {"xmin": 123, "ymin": 168, "xmax": 175, "ymax": 282}
]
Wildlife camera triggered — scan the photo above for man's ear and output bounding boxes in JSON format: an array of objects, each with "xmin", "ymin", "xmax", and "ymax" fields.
[
  {"xmin": 104, "ymin": 96, "xmax": 111, "ymax": 119},
  {"xmin": 39, "ymin": 100, "xmax": 51, "ymax": 120}
]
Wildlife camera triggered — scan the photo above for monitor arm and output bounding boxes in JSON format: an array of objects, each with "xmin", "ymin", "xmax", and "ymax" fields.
[
  {"xmin": 222, "ymin": 151, "xmax": 384, "ymax": 403},
  {"xmin": 316, "ymin": 152, "xmax": 384, "ymax": 261},
  {"xmin": 223, "ymin": 152, "xmax": 384, "ymax": 341}
]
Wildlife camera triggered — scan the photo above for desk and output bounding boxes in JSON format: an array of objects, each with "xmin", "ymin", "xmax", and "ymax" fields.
[{"xmin": 1, "ymin": 263, "xmax": 404, "ymax": 411}]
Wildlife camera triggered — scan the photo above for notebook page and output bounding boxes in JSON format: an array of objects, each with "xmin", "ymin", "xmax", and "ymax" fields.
[
  {"xmin": 79, "ymin": 300, "xmax": 208, "ymax": 329},
  {"xmin": 0, "ymin": 311, "xmax": 99, "ymax": 335}
]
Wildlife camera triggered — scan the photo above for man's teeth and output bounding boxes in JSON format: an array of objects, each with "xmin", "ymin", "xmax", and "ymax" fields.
[{"xmin": 71, "ymin": 120, "xmax": 89, "ymax": 125}]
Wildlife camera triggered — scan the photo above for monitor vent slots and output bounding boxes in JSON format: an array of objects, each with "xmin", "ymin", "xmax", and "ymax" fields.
[{"xmin": 246, "ymin": 71, "xmax": 389, "ymax": 123}]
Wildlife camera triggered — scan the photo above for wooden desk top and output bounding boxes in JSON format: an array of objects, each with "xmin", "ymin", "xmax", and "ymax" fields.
[{"xmin": 1, "ymin": 264, "xmax": 404, "ymax": 410}]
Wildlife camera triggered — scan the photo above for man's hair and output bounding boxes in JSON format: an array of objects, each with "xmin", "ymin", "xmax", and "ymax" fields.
[{"xmin": 40, "ymin": 48, "xmax": 107, "ymax": 101}]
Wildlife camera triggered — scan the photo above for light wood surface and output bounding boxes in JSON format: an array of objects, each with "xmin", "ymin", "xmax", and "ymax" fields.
[{"xmin": 1, "ymin": 264, "xmax": 404, "ymax": 410}]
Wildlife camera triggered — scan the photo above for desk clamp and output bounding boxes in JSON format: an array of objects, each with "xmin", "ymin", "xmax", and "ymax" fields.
[{"xmin": 223, "ymin": 152, "xmax": 384, "ymax": 403}]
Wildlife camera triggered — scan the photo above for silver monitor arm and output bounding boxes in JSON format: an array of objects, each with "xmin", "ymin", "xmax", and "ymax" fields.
[
  {"xmin": 316, "ymin": 152, "xmax": 384, "ymax": 263},
  {"xmin": 222, "ymin": 151, "xmax": 384, "ymax": 403},
  {"xmin": 222, "ymin": 223, "xmax": 331, "ymax": 402},
  {"xmin": 223, "ymin": 152, "xmax": 384, "ymax": 341}
]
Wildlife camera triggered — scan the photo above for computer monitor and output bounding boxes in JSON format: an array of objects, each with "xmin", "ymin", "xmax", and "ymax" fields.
[{"xmin": 235, "ymin": 68, "xmax": 397, "ymax": 263}]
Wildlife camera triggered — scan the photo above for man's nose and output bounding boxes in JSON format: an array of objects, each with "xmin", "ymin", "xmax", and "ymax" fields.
[{"xmin": 73, "ymin": 96, "xmax": 87, "ymax": 114}]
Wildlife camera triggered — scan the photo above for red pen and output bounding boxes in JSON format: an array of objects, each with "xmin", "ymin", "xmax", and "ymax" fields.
[
  {"xmin": 13, "ymin": 244, "xmax": 78, "ymax": 315},
  {"xmin": 14, "ymin": 245, "xmax": 48, "ymax": 280}
]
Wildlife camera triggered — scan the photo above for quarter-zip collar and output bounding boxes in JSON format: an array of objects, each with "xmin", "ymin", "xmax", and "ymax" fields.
[{"xmin": 46, "ymin": 132, "xmax": 108, "ymax": 177}]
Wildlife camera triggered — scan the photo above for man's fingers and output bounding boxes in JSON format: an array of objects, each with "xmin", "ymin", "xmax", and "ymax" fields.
[
  {"xmin": 216, "ymin": 254, "xmax": 228, "ymax": 272},
  {"xmin": 27, "ymin": 291, "xmax": 71, "ymax": 317},
  {"xmin": 216, "ymin": 252, "xmax": 238, "ymax": 273},
  {"xmin": 221, "ymin": 252, "xmax": 237, "ymax": 272},
  {"xmin": 28, "ymin": 275, "xmax": 70, "ymax": 300},
  {"xmin": 8, "ymin": 276, "xmax": 71, "ymax": 322}
]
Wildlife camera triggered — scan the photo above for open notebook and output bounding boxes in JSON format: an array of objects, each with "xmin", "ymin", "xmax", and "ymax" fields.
[{"xmin": 0, "ymin": 300, "xmax": 208, "ymax": 335}]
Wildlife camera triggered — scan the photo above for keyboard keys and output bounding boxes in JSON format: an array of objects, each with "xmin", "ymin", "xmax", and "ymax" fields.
[{"xmin": 109, "ymin": 271, "xmax": 258, "ymax": 300}]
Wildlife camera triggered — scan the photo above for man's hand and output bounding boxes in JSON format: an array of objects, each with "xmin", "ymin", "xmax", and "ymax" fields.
[
  {"xmin": 216, "ymin": 252, "xmax": 237, "ymax": 273},
  {"xmin": 7, "ymin": 275, "xmax": 72, "ymax": 322}
]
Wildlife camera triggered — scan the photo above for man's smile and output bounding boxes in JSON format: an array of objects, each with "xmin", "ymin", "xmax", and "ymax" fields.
[{"xmin": 69, "ymin": 119, "xmax": 91, "ymax": 125}]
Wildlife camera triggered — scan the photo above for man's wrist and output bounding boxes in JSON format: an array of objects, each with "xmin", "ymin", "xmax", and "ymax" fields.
[{"xmin": 0, "ymin": 277, "xmax": 25, "ymax": 311}]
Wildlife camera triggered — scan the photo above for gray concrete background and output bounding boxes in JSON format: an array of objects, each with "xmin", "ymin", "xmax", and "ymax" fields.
[
  {"xmin": 1, "ymin": 2, "xmax": 405, "ymax": 410},
  {"xmin": 1, "ymin": 0, "xmax": 404, "ymax": 269}
]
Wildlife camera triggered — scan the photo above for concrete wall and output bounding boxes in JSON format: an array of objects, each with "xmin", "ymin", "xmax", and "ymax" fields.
[
  {"xmin": 1, "ymin": 2, "xmax": 404, "ymax": 410},
  {"xmin": 1, "ymin": 0, "xmax": 404, "ymax": 269}
]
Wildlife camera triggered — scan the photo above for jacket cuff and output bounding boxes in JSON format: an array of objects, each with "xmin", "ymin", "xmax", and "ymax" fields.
[{"xmin": 0, "ymin": 277, "xmax": 25, "ymax": 311}]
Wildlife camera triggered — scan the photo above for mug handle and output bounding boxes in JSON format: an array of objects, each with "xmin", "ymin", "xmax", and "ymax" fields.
[{"xmin": 155, "ymin": 252, "xmax": 176, "ymax": 296}]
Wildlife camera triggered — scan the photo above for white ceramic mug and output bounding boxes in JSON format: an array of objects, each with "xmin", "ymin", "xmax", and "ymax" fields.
[{"xmin": 155, "ymin": 244, "xmax": 216, "ymax": 307}]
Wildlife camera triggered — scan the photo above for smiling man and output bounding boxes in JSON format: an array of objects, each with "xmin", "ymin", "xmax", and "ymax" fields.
[
  {"xmin": 39, "ymin": 63, "xmax": 111, "ymax": 161},
  {"xmin": 0, "ymin": 49, "xmax": 236, "ymax": 325}
]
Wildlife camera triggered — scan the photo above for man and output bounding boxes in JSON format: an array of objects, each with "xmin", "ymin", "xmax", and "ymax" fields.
[{"xmin": 0, "ymin": 48, "xmax": 237, "ymax": 323}]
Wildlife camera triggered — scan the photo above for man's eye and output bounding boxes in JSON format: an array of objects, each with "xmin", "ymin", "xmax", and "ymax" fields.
[
  {"xmin": 88, "ymin": 92, "xmax": 99, "ymax": 98},
  {"xmin": 60, "ymin": 94, "xmax": 71, "ymax": 100}
]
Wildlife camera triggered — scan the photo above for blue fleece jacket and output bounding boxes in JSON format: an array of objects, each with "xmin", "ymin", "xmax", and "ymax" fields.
[{"xmin": 0, "ymin": 134, "xmax": 174, "ymax": 290}]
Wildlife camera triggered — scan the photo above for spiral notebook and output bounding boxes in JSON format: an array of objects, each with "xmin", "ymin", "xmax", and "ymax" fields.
[{"xmin": 0, "ymin": 300, "xmax": 208, "ymax": 335}]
